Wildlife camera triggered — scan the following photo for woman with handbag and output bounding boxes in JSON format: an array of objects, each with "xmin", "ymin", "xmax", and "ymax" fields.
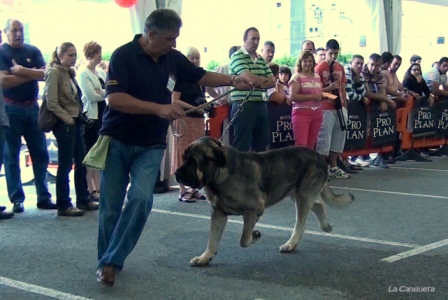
[
  {"xmin": 45, "ymin": 42, "xmax": 99, "ymax": 216},
  {"xmin": 77, "ymin": 41, "xmax": 107, "ymax": 202}
]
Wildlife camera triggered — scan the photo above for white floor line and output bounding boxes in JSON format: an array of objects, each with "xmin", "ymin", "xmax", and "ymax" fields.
[
  {"xmin": 0, "ymin": 276, "xmax": 95, "ymax": 300},
  {"xmin": 381, "ymin": 238, "xmax": 448, "ymax": 263},
  {"xmin": 152, "ymin": 209, "xmax": 420, "ymax": 248},
  {"xmin": 330, "ymin": 186, "xmax": 448, "ymax": 200},
  {"xmin": 389, "ymin": 166, "xmax": 448, "ymax": 173}
]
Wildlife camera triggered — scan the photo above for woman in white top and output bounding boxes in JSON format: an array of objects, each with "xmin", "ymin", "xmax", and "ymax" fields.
[{"xmin": 77, "ymin": 41, "xmax": 106, "ymax": 202}]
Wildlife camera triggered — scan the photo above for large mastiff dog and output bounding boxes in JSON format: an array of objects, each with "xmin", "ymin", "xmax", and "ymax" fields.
[{"xmin": 175, "ymin": 137, "xmax": 354, "ymax": 267}]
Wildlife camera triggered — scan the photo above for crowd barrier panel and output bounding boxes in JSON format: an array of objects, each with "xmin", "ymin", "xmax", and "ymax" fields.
[{"xmin": 394, "ymin": 95, "xmax": 448, "ymax": 161}]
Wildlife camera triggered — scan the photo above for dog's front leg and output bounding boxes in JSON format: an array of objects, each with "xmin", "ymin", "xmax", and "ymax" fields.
[
  {"xmin": 240, "ymin": 211, "xmax": 262, "ymax": 247},
  {"xmin": 190, "ymin": 209, "xmax": 227, "ymax": 267},
  {"xmin": 279, "ymin": 194, "xmax": 314, "ymax": 253}
]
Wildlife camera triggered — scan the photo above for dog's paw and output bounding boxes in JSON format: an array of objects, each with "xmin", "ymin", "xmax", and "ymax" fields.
[
  {"xmin": 322, "ymin": 223, "xmax": 333, "ymax": 233},
  {"xmin": 190, "ymin": 255, "xmax": 212, "ymax": 267},
  {"xmin": 279, "ymin": 243, "xmax": 297, "ymax": 253},
  {"xmin": 252, "ymin": 230, "xmax": 261, "ymax": 242}
]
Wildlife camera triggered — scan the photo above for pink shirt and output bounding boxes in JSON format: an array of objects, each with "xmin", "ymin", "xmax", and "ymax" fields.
[{"xmin": 290, "ymin": 72, "xmax": 322, "ymax": 109}]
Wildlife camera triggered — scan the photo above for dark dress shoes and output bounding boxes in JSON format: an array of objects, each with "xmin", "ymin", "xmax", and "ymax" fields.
[
  {"xmin": 97, "ymin": 265, "xmax": 116, "ymax": 287},
  {"xmin": 77, "ymin": 201, "xmax": 99, "ymax": 211},
  {"xmin": 0, "ymin": 211, "xmax": 14, "ymax": 220},
  {"xmin": 37, "ymin": 200, "xmax": 57, "ymax": 210},
  {"xmin": 0, "ymin": 206, "xmax": 6, "ymax": 212},
  {"xmin": 12, "ymin": 202, "xmax": 24, "ymax": 213},
  {"xmin": 57, "ymin": 207, "xmax": 85, "ymax": 217}
]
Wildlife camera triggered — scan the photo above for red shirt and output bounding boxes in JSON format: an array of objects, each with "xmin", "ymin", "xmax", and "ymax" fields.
[{"xmin": 315, "ymin": 60, "xmax": 347, "ymax": 110}]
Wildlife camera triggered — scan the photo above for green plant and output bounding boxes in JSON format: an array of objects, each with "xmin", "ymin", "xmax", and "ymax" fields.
[
  {"xmin": 206, "ymin": 60, "xmax": 221, "ymax": 71},
  {"xmin": 337, "ymin": 52, "xmax": 353, "ymax": 65},
  {"xmin": 274, "ymin": 55, "xmax": 297, "ymax": 68}
]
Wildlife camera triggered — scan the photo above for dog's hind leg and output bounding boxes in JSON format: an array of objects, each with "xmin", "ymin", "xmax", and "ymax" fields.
[
  {"xmin": 279, "ymin": 191, "xmax": 314, "ymax": 253},
  {"xmin": 240, "ymin": 211, "xmax": 262, "ymax": 247},
  {"xmin": 190, "ymin": 209, "xmax": 227, "ymax": 267},
  {"xmin": 311, "ymin": 201, "xmax": 332, "ymax": 233}
]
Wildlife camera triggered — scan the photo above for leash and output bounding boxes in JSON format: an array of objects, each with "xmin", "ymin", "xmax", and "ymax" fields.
[{"xmin": 172, "ymin": 88, "xmax": 254, "ymax": 138}]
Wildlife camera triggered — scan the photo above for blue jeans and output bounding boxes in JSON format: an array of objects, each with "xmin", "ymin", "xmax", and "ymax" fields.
[
  {"xmin": 4, "ymin": 104, "xmax": 51, "ymax": 204},
  {"xmin": 97, "ymin": 138, "xmax": 165, "ymax": 269},
  {"xmin": 0, "ymin": 125, "xmax": 6, "ymax": 169},
  {"xmin": 52, "ymin": 120, "xmax": 89, "ymax": 210}
]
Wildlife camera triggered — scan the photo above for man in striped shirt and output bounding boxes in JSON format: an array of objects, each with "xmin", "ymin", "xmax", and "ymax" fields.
[{"xmin": 229, "ymin": 27, "xmax": 275, "ymax": 152}]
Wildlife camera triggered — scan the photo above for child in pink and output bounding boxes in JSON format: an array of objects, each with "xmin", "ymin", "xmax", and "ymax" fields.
[{"xmin": 288, "ymin": 51, "xmax": 323, "ymax": 149}]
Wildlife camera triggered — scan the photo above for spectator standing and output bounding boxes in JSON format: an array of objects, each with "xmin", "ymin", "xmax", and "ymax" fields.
[
  {"xmin": 171, "ymin": 46, "xmax": 207, "ymax": 203},
  {"xmin": 229, "ymin": 27, "xmax": 275, "ymax": 152},
  {"xmin": 315, "ymin": 47, "xmax": 326, "ymax": 64},
  {"xmin": 288, "ymin": 50, "xmax": 323, "ymax": 149},
  {"xmin": 77, "ymin": 41, "xmax": 107, "ymax": 202},
  {"xmin": 0, "ymin": 19, "xmax": 56, "ymax": 213},
  {"xmin": 260, "ymin": 41, "xmax": 275, "ymax": 64},
  {"xmin": 315, "ymin": 39, "xmax": 350, "ymax": 179},
  {"xmin": 45, "ymin": 42, "xmax": 99, "ymax": 216},
  {"xmin": 423, "ymin": 57, "xmax": 448, "ymax": 98}
]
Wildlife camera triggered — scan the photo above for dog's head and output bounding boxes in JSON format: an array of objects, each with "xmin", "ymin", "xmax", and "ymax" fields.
[{"xmin": 175, "ymin": 137, "xmax": 226, "ymax": 189}]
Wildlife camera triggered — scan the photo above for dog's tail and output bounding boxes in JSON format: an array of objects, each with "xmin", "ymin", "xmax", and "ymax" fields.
[{"xmin": 320, "ymin": 182, "xmax": 354, "ymax": 209}]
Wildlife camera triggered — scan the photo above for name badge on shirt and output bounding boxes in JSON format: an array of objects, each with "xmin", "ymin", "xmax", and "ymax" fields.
[{"xmin": 167, "ymin": 75, "xmax": 176, "ymax": 93}]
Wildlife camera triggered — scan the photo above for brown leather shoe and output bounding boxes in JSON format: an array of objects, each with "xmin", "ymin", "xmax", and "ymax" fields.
[
  {"xmin": 97, "ymin": 265, "xmax": 115, "ymax": 287},
  {"xmin": 57, "ymin": 207, "xmax": 85, "ymax": 217},
  {"xmin": 77, "ymin": 201, "xmax": 99, "ymax": 211}
]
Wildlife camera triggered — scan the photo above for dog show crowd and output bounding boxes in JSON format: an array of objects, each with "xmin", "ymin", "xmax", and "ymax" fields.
[{"xmin": 0, "ymin": 7, "xmax": 446, "ymax": 286}]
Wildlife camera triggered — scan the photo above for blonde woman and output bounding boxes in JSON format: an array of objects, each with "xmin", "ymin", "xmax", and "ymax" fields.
[
  {"xmin": 170, "ymin": 47, "xmax": 206, "ymax": 203},
  {"xmin": 77, "ymin": 41, "xmax": 107, "ymax": 202},
  {"xmin": 45, "ymin": 42, "xmax": 99, "ymax": 216}
]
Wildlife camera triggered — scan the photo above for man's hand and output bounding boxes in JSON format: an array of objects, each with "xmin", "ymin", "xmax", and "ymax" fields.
[
  {"xmin": 410, "ymin": 91, "xmax": 420, "ymax": 99},
  {"xmin": 9, "ymin": 59, "xmax": 26, "ymax": 76},
  {"xmin": 158, "ymin": 103, "xmax": 185, "ymax": 121},
  {"xmin": 328, "ymin": 80, "xmax": 339, "ymax": 91},
  {"xmin": 232, "ymin": 75, "xmax": 252, "ymax": 90}
]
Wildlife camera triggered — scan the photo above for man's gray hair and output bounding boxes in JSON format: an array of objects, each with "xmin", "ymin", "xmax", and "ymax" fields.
[
  {"xmin": 144, "ymin": 9, "xmax": 182, "ymax": 33},
  {"xmin": 4, "ymin": 18, "xmax": 20, "ymax": 33}
]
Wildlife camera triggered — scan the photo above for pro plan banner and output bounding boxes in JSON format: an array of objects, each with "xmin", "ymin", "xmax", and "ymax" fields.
[
  {"xmin": 344, "ymin": 101, "xmax": 368, "ymax": 150},
  {"xmin": 370, "ymin": 103, "xmax": 397, "ymax": 147},
  {"xmin": 434, "ymin": 99, "xmax": 448, "ymax": 139},
  {"xmin": 409, "ymin": 97, "xmax": 436, "ymax": 138},
  {"xmin": 267, "ymin": 102, "xmax": 294, "ymax": 149}
]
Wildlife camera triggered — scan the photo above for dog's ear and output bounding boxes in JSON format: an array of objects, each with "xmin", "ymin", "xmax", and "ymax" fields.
[{"xmin": 212, "ymin": 147, "xmax": 226, "ymax": 168}]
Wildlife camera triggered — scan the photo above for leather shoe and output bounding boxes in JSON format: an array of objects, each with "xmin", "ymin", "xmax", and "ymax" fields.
[
  {"xmin": 57, "ymin": 207, "xmax": 85, "ymax": 217},
  {"xmin": 0, "ymin": 211, "xmax": 14, "ymax": 220},
  {"xmin": 77, "ymin": 201, "xmax": 99, "ymax": 211},
  {"xmin": 97, "ymin": 265, "xmax": 115, "ymax": 287},
  {"xmin": 37, "ymin": 200, "xmax": 57, "ymax": 210},
  {"xmin": 0, "ymin": 206, "xmax": 6, "ymax": 212},
  {"xmin": 12, "ymin": 202, "xmax": 24, "ymax": 213}
]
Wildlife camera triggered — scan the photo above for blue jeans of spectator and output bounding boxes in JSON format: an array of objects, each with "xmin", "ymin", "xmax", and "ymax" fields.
[
  {"xmin": 0, "ymin": 125, "xmax": 6, "ymax": 170},
  {"xmin": 97, "ymin": 138, "xmax": 165, "ymax": 270},
  {"xmin": 52, "ymin": 120, "xmax": 89, "ymax": 210},
  {"xmin": 4, "ymin": 104, "xmax": 51, "ymax": 204},
  {"xmin": 230, "ymin": 101, "xmax": 269, "ymax": 152}
]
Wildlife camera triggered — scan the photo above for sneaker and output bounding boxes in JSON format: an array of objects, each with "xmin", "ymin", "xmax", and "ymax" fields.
[
  {"xmin": 328, "ymin": 167, "xmax": 351, "ymax": 179},
  {"xmin": 354, "ymin": 157, "xmax": 370, "ymax": 167}
]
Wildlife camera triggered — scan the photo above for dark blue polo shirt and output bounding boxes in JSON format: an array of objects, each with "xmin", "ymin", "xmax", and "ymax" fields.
[
  {"xmin": 0, "ymin": 43, "xmax": 46, "ymax": 102},
  {"xmin": 100, "ymin": 34, "xmax": 206, "ymax": 147}
]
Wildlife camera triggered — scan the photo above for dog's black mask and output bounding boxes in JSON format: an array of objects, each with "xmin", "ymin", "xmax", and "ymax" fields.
[{"xmin": 175, "ymin": 137, "xmax": 226, "ymax": 189}]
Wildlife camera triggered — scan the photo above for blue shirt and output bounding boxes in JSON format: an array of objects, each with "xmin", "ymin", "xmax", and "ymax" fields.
[
  {"xmin": 100, "ymin": 35, "xmax": 206, "ymax": 147},
  {"xmin": 0, "ymin": 43, "xmax": 46, "ymax": 102}
]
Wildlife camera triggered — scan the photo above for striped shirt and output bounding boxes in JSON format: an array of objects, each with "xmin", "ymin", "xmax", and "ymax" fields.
[
  {"xmin": 230, "ymin": 47, "xmax": 272, "ymax": 101},
  {"xmin": 344, "ymin": 65, "xmax": 366, "ymax": 102},
  {"xmin": 289, "ymin": 72, "xmax": 322, "ymax": 109}
]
